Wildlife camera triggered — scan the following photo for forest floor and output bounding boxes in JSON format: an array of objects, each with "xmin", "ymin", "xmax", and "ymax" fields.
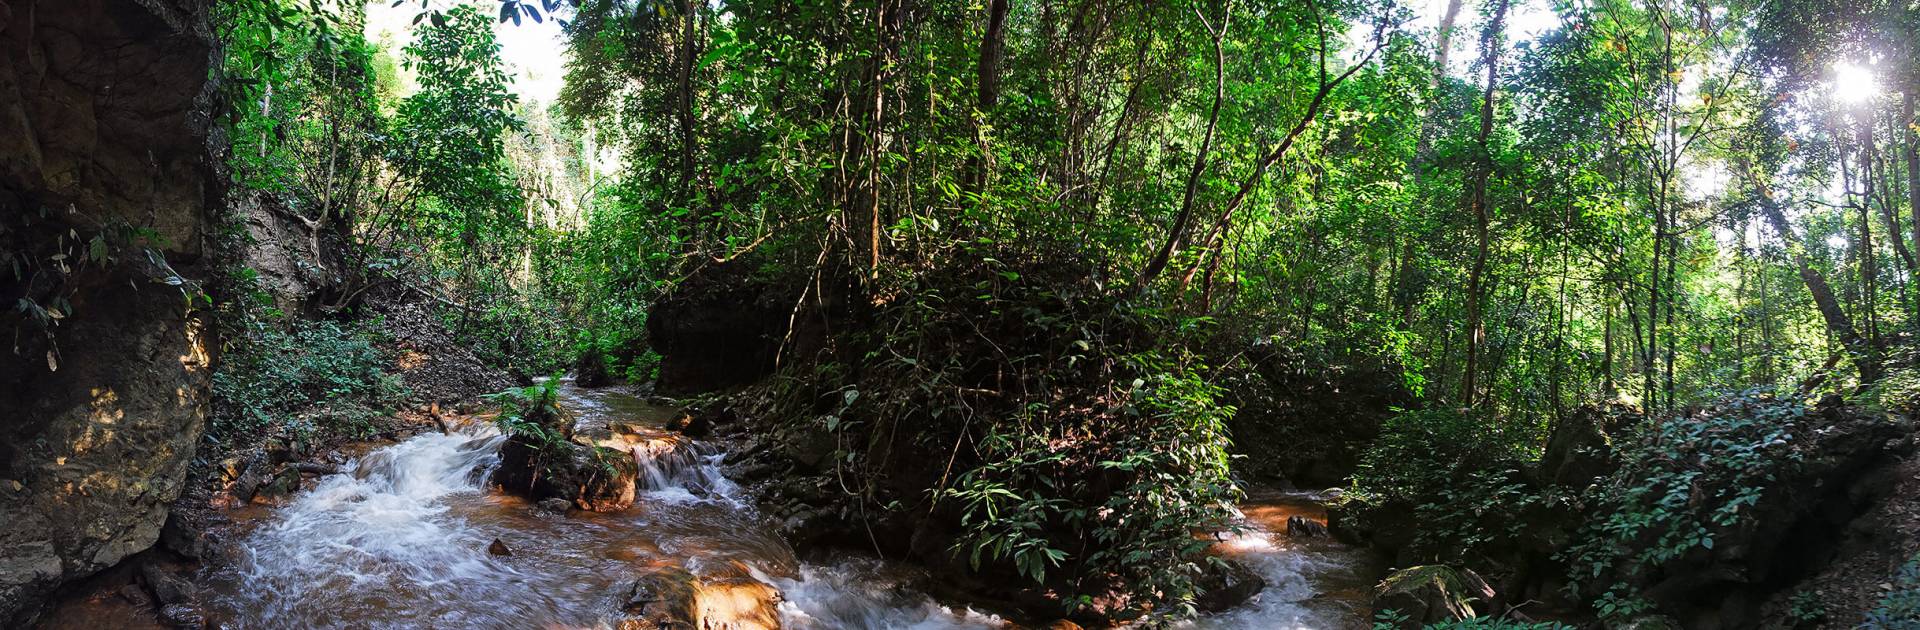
[{"xmin": 1786, "ymin": 449, "xmax": 1920, "ymax": 627}]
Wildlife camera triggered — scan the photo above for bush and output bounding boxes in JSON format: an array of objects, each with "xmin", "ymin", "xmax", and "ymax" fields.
[
  {"xmin": 945, "ymin": 352, "xmax": 1240, "ymax": 614},
  {"xmin": 1561, "ymin": 389, "xmax": 1804, "ymax": 618},
  {"xmin": 211, "ymin": 318, "xmax": 409, "ymax": 446},
  {"xmin": 1342, "ymin": 408, "xmax": 1552, "ymax": 563}
]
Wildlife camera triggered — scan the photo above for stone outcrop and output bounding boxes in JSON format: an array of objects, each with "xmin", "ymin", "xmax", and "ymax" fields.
[
  {"xmin": 0, "ymin": 0, "xmax": 217, "ymax": 623},
  {"xmin": 617, "ymin": 562, "xmax": 782, "ymax": 630},
  {"xmin": 493, "ymin": 435, "xmax": 639, "ymax": 512}
]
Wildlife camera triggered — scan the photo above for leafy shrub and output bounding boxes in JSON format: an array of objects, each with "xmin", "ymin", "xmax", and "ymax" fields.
[
  {"xmin": 1370, "ymin": 611, "xmax": 1576, "ymax": 630},
  {"xmin": 1561, "ymin": 389, "xmax": 1804, "ymax": 618},
  {"xmin": 1343, "ymin": 408, "xmax": 1551, "ymax": 563},
  {"xmin": 211, "ymin": 318, "xmax": 409, "ymax": 445},
  {"xmin": 945, "ymin": 353, "xmax": 1240, "ymax": 616}
]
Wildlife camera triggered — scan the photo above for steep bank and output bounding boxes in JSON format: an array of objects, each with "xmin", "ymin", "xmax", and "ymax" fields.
[{"xmin": 0, "ymin": 0, "xmax": 219, "ymax": 623}]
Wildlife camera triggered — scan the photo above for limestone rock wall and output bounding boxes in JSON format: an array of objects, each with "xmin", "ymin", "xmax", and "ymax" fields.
[{"xmin": 0, "ymin": 0, "xmax": 217, "ymax": 623}]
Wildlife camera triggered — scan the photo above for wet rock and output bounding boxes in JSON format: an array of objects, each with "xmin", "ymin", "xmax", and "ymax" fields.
[
  {"xmin": 1193, "ymin": 559, "xmax": 1267, "ymax": 612},
  {"xmin": 488, "ymin": 538, "xmax": 512, "ymax": 556},
  {"xmin": 617, "ymin": 564, "xmax": 782, "ymax": 630},
  {"xmin": 117, "ymin": 583, "xmax": 154, "ymax": 608},
  {"xmin": 536, "ymin": 497, "xmax": 573, "ymax": 514},
  {"xmin": 159, "ymin": 509, "xmax": 215, "ymax": 560},
  {"xmin": 159, "ymin": 603, "xmax": 206, "ymax": 629},
  {"xmin": 620, "ymin": 566, "xmax": 700, "ymax": 629},
  {"xmin": 141, "ymin": 563, "xmax": 198, "ymax": 606},
  {"xmin": 1371, "ymin": 565, "xmax": 1487, "ymax": 628},
  {"xmin": 1045, "ymin": 621, "xmax": 1084, "ymax": 630},
  {"xmin": 252, "ymin": 466, "xmax": 302, "ymax": 502},
  {"xmin": 668, "ymin": 412, "xmax": 713, "ymax": 439},
  {"xmin": 1286, "ymin": 515, "xmax": 1329, "ymax": 538},
  {"xmin": 493, "ymin": 436, "xmax": 638, "ymax": 512}
]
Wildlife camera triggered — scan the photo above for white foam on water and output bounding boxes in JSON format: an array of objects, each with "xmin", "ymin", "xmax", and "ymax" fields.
[
  {"xmin": 769, "ymin": 560, "xmax": 1004, "ymax": 630},
  {"xmin": 212, "ymin": 430, "xmax": 578, "ymax": 628}
]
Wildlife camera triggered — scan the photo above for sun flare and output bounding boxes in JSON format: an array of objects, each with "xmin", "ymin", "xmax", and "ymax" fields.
[{"xmin": 1831, "ymin": 61, "xmax": 1880, "ymax": 104}]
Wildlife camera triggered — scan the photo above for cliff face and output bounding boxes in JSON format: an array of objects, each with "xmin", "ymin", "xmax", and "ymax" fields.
[{"xmin": 0, "ymin": 0, "xmax": 217, "ymax": 623}]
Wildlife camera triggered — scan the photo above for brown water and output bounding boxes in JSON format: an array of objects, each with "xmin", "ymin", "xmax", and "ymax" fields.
[
  {"xmin": 175, "ymin": 381, "xmax": 1365, "ymax": 629},
  {"xmin": 1187, "ymin": 488, "xmax": 1376, "ymax": 629}
]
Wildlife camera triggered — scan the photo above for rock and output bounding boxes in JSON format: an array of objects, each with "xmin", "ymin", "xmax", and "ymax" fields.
[
  {"xmin": 1193, "ymin": 559, "xmax": 1267, "ymax": 612},
  {"xmin": 574, "ymin": 348, "xmax": 613, "ymax": 388},
  {"xmin": 1537, "ymin": 402, "xmax": 1633, "ymax": 487},
  {"xmin": 117, "ymin": 583, "xmax": 153, "ymax": 608},
  {"xmin": 783, "ymin": 424, "xmax": 838, "ymax": 472},
  {"xmin": 1286, "ymin": 515, "xmax": 1329, "ymax": 538},
  {"xmin": 536, "ymin": 497, "xmax": 573, "ymax": 515},
  {"xmin": 1045, "ymin": 621, "xmax": 1084, "ymax": 630},
  {"xmin": 0, "ymin": 0, "xmax": 220, "ymax": 621},
  {"xmin": 252, "ymin": 466, "xmax": 302, "ymax": 502},
  {"xmin": 141, "ymin": 563, "xmax": 198, "ymax": 605},
  {"xmin": 159, "ymin": 603, "xmax": 205, "ymax": 629},
  {"xmin": 616, "ymin": 564, "xmax": 781, "ymax": 630},
  {"xmin": 667, "ymin": 412, "xmax": 712, "ymax": 439},
  {"xmin": 620, "ymin": 566, "xmax": 701, "ymax": 629},
  {"xmin": 488, "ymin": 538, "xmax": 512, "ymax": 556},
  {"xmin": 492, "ymin": 435, "xmax": 638, "ymax": 512},
  {"xmin": 1371, "ymin": 565, "xmax": 1487, "ymax": 628},
  {"xmin": 159, "ymin": 509, "xmax": 215, "ymax": 560}
]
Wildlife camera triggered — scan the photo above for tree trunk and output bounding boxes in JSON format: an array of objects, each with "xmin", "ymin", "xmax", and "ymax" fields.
[
  {"xmin": 962, "ymin": 0, "xmax": 1011, "ymax": 207},
  {"xmin": 1459, "ymin": 0, "xmax": 1509, "ymax": 406},
  {"xmin": 1756, "ymin": 193, "xmax": 1883, "ymax": 384}
]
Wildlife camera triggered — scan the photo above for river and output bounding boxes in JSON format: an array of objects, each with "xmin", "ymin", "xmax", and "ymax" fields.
[{"xmin": 171, "ymin": 381, "xmax": 1369, "ymax": 628}]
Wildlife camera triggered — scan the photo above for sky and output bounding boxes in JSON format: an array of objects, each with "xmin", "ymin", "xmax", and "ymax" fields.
[{"xmin": 365, "ymin": 1, "xmax": 573, "ymax": 105}]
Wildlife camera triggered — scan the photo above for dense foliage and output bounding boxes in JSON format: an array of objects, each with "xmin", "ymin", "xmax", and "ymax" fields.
[{"xmin": 201, "ymin": 0, "xmax": 1920, "ymax": 623}]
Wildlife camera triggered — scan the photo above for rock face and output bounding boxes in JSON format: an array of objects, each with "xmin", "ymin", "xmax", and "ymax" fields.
[
  {"xmin": 647, "ymin": 261, "xmax": 821, "ymax": 395},
  {"xmin": 0, "ymin": 0, "xmax": 217, "ymax": 623},
  {"xmin": 1222, "ymin": 340, "xmax": 1413, "ymax": 487}
]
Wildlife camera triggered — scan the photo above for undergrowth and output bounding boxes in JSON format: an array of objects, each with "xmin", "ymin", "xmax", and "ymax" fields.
[
  {"xmin": 210, "ymin": 311, "xmax": 408, "ymax": 447},
  {"xmin": 1561, "ymin": 389, "xmax": 1805, "ymax": 619}
]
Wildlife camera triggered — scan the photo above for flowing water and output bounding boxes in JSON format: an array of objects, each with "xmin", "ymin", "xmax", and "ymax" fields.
[{"xmin": 189, "ymin": 382, "xmax": 1367, "ymax": 629}]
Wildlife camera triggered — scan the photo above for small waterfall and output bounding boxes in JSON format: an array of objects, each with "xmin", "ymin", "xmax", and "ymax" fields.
[
  {"xmin": 208, "ymin": 430, "xmax": 579, "ymax": 628},
  {"xmin": 627, "ymin": 435, "xmax": 738, "ymax": 500}
]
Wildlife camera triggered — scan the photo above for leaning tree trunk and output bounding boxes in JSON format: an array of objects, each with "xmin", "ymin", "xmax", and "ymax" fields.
[{"xmin": 1757, "ymin": 195, "xmax": 1883, "ymax": 384}]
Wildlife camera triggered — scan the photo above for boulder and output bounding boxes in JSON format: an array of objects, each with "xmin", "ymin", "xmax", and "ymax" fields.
[
  {"xmin": 0, "ymin": 0, "xmax": 218, "ymax": 623},
  {"xmin": 492, "ymin": 435, "xmax": 638, "ymax": 512},
  {"xmin": 1286, "ymin": 515, "xmax": 1329, "ymax": 538},
  {"xmin": 1537, "ymin": 402, "xmax": 1633, "ymax": 488},
  {"xmin": 158, "ymin": 603, "xmax": 205, "ymax": 629},
  {"xmin": 1193, "ymin": 559, "xmax": 1267, "ymax": 612},
  {"xmin": 1371, "ymin": 565, "xmax": 1490, "ymax": 628},
  {"xmin": 139, "ymin": 563, "xmax": 197, "ymax": 606},
  {"xmin": 617, "ymin": 564, "xmax": 781, "ymax": 630}
]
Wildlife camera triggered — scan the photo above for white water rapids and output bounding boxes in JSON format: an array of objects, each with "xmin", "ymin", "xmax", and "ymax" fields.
[{"xmin": 197, "ymin": 383, "xmax": 1362, "ymax": 628}]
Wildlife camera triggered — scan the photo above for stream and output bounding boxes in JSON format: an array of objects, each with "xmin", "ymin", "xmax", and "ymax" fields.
[{"xmin": 183, "ymin": 381, "xmax": 1368, "ymax": 629}]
